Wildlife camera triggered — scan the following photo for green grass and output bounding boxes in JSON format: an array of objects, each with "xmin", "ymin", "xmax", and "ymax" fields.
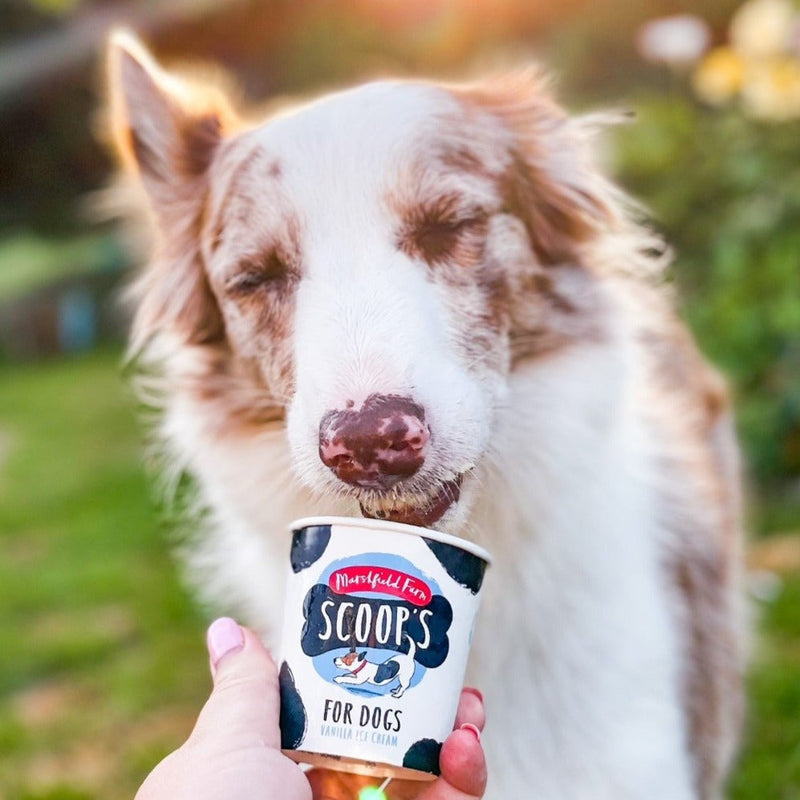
[
  {"xmin": 0, "ymin": 348, "xmax": 208, "ymax": 800},
  {"xmin": 730, "ymin": 576, "xmax": 800, "ymax": 799},
  {"xmin": 0, "ymin": 348, "xmax": 798, "ymax": 798}
]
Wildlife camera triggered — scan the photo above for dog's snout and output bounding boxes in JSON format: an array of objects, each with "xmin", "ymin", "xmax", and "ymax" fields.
[{"xmin": 319, "ymin": 393, "xmax": 429, "ymax": 489}]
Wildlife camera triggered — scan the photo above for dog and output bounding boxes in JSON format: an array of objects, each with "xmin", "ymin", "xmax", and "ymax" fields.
[
  {"xmin": 107, "ymin": 31, "xmax": 746, "ymax": 800},
  {"xmin": 333, "ymin": 636, "xmax": 417, "ymax": 698}
]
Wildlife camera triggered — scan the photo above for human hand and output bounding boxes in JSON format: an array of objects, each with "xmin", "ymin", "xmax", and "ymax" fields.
[
  {"xmin": 135, "ymin": 618, "xmax": 487, "ymax": 800},
  {"xmin": 135, "ymin": 618, "xmax": 311, "ymax": 800}
]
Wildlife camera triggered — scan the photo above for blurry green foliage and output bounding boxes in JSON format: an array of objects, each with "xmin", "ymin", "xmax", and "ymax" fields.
[
  {"xmin": 612, "ymin": 91, "xmax": 800, "ymax": 522},
  {"xmin": 0, "ymin": 233, "xmax": 124, "ymax": 302},
  {"xmin": 28, "ymin": 0, "xmax": 79, "ymax": 15},
  {"xmin": 730, "ymin": 572, "xmax": 800, "ymax": 798}
]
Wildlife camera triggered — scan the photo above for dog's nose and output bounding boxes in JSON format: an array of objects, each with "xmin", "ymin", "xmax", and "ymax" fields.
[{"xmin": 318, "ymin": 394, "xmax": 429, "ymax": 489}]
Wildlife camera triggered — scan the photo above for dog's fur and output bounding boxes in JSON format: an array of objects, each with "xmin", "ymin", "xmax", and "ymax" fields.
[{"xmin": 107, "ymin": 32, "xmax": 745, "ymax": 799}]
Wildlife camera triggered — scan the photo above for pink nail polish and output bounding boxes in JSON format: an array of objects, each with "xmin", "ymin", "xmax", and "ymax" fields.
[
  {"xmin": 462, "ymin": 687, "xmax": 484, "ymax": 705},
  {"xmin": 459, "ymin": 723, "xmax": 481, "ymax": 742},
  {"xmin": 207, "ymin": 617, "xmax": 244, "ymax": 668}
]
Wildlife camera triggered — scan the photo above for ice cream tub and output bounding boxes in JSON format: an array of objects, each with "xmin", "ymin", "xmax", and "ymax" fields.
[{"xmin": 278, "ymin": 516, "xmax": 491, "ymax": 781}]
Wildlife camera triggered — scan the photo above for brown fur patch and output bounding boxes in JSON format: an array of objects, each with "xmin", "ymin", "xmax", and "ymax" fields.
[
  {"xmin": 131, "ymin": 238, "xmax": 225, "ymax": 350},
  {"xmin": 209, "ymin": 200, "xmax": 301, "ymax": 386},
  {"xmin": 507, "ymin": 263, "xmax": 609, "ymax": 364},
  {"xmin": 190, "ymin": 139, "xmax": 304, "ymax": 407},
  {"xmin": 205, "ymin": 145, "xmax": 263, "ymax": 255},
  {"xmin": 436, "ymin": 143, "xmax": 496, "ymax": 181},
  {"xmin": 400, "ymin": 212, "xmax": 489, "ymax": 266},
  {"xmin": 394, "ymin": 178, "xmax": 492, "ymax": 267},
  {"xmin": 501, "ymin": 150, "xmax": 595, "ymax": 264},
  {"xmin": 452, "ymin": 72, "xmax": 617, "ymax": 266},
  {"xmin": 179, "ymin": 113, "xmax": 223, "ymax": 178},
  {"xmin": 636, "ymin": 285, "xmax": 744, "ymax": 799},
  {"xmin": 169, "ymin": 346, "xmax": 285, "ymax": 436},
  {"xmin": 670, "ymin": 551, "xmax": 743, "ymax": 800}
]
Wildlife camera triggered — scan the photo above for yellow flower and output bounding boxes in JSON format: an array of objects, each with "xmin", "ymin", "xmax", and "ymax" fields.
[
  {"xmin": 692, "ymin": 47, "xmax": 746, "ymax": 105},
  {"xmin": 741, "ymin": 57, "xmax": 800, "ymax": 119},
  {"xmin": 729, "ymin": 0, "xmax": 794, "ymax": 59}
]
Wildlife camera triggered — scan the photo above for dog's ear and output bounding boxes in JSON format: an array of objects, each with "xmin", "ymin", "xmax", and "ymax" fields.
[
  {"xmin": 359, "ymin": 651, "xmax": 367, "ymax": 660},
  {"xmin": 107, "ymin": 31, "xmax": 235, "ymax": 349},
  {"xmin": 107, "ymin": 30, "xmax": 231, "ymax": 220},
  {"xmin": 459, "ymin": 70, "xmax": 619, "ymax": 265}
]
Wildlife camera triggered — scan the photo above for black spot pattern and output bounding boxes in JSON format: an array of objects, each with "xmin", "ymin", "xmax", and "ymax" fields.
[
  {"xmin": 279, "ymin": 661, "xmax": 308, "ymax": 749},
  {"xmin": 403, "ymin": 738, "xmax": 443, "ymax": 775},
  {"xmin": 423, "ymin": 538, "xmax": 487, "ymax": 594},
  {"xmin": 374, "ymin": 659, "xmax": 401, "ymax": 684},
  {"xmin": 291, "ymin": 525, "xmax": 332, "ymax": 573}
]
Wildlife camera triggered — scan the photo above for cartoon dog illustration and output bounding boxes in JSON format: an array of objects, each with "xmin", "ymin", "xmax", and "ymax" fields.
[{"xmin": 333, "ymin": 635, "xmax": 417, "ymax": 698}]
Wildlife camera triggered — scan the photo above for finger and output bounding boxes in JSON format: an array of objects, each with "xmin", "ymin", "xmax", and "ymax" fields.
[
  {"xmin": 415, "ymin": 727, "xmax": 487, "ymax": 800},
  {"xmin": 453, "ymin": 688, "xmax": 485, "ymax": 732},
  {"xmin": 190, "ymin": 618, "xmax": 282, "ymax": 750}
]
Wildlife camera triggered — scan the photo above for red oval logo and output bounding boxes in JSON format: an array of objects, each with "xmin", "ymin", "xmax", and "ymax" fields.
[{"xmin": 328, "ymin": 566, "xmax": 432, "ymax": 606}]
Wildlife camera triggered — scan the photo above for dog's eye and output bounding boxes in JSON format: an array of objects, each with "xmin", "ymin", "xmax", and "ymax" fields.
[
  {"xmin": 413, "ymin": 215, "xmax": 487, "ymax": 264},
  {"xmin": 226, "ymin": 253, "xmax": 289, "ymax": 295}
]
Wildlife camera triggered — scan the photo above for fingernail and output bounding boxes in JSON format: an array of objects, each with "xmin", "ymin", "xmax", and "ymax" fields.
[
  {"xmin": 459, "ymin": 723, "xmax": 481, "ymax": 742},
  {"xmin": 463, "ymin": 687, "xmax": 484, "ymax": 704},
  {"xmin": 207, "ymin": 617, "xmax": 245, "ymax": 669}
]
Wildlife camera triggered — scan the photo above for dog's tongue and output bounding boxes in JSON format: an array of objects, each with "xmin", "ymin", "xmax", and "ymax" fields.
[{"xmin": 359, "ymin": 479, "xmax": 461, "ymax": 528}]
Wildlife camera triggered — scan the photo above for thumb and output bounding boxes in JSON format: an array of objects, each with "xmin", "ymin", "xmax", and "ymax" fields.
[{"xmin": 189, "ymin": 617, "xmax": 282, "ymax": 750}]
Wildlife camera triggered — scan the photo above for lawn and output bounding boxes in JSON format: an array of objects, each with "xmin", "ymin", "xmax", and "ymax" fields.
[
  {"xmin": 0, "ymin": 348, "xmax": 798, "ymax": 799},
  {"xmin": 0, "ymin": 348, "xmax": 208, "ymax": 800}
]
